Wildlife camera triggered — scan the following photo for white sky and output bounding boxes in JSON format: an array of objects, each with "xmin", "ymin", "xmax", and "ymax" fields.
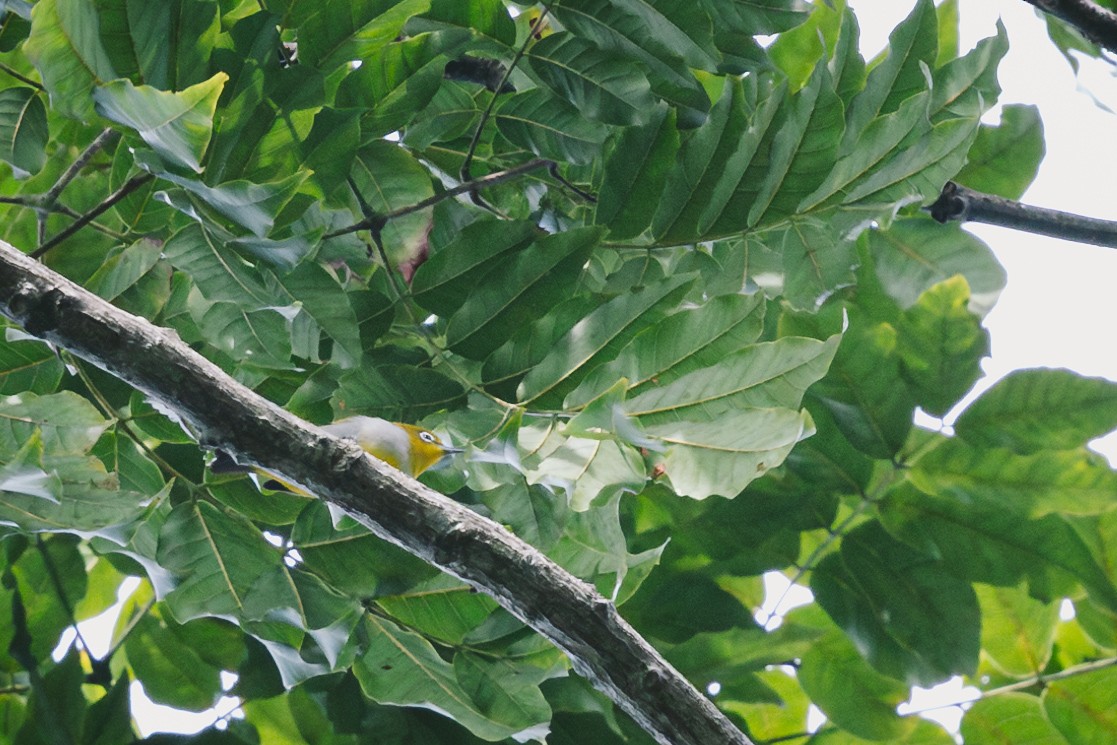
[
  {"xmin": 853, "ymin": 0, "xmax": 1117, "ymax": 460},
  {"xmin": 82, "ymin": 1, "xmax": 1117, "ymax": 736}
]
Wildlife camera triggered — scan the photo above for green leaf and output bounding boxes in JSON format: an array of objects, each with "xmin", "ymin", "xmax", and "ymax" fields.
[
  {"xmin": 84, "ymin": 237, "xmax": 167, "ymax": 310},
  {"xmin": 94, "ymin": 73, "xmax": 227, "ymax": 173},
  {"xmin": 896, "ymin": 275, "xmax": 989, "ymax": 416},
  {"xmin": 518, "ymin": 275, "xmax": 694, "ymax": 407},
  {"xmin": 955, "ymin": 368, "xmax": 1117, "ymax": 455},
  {"xmin": 549, "ymin": 0, "xmax": 711, "ymax": 122},
  {"xmin": 128, "ymin": 391, "xmax": 193, "ymax": 445},
  {"xmin": 137, "ymin": 152, "xmax": 310, "ymax": 237},
  {"xmin": 651, "ymin": 75, "xmax": 784, "ymax": 243},
  {"xmin": 841, "ymin": 0, "xmax": 937, "ymax": 149},
  {"xmin": 975, "ymin": 584, "xmax": 1058, "ymax": 678},
  {"xmin": 961, "ymin": 693, "xmax": 1067, "ymax": 745},
  {"xmin": 376, "ymin": 576, "xmax": 498, "ymax": 646},
  {"xmin": 0, "ymin": 87, "xmax": 46, "ymax": 174},
  {"xmin": 621, "ymin": 569, "xmax": 754, "ymax": 645},
  {"xmin": 955, "ymin": 104, "xmax": 1044, "ymax": 200},
  {"xmin": 157, "ymin": 501, "xmax": 290, "ymax": 623},
  {"xmin": 92, "ymin": 430, "xmax": 164, "ymax": 495},
  {"xmin": 1044, "ymin": 666, "xmax": 1117, "ymax": 745},
  {"xmin": 811, "ymin": 521, "xmax": 980, "ymax": 686},
  {"xmin": 566, "ymin": 293, "xmax": 766, "ymax": 409},
  {"xmin": 11, "ymin": 535, "xmax": 87, "ymax": 660},
  {"xmin": 0, "ymin": 332, "xmax": 63, "ymax": 395},
  {"xmin": 910, "ymin": 437, "xmax": 1117, "ymax": 517},
  {"xmin": 453, "ymin": 651, "xmax": 557, "ymax": 741},
  {"xmin": 879, "ymin": 481, "xmax": 1117, "ymax": 615},
  {"xmin": 529, "ymin": 434, "xmax": 646, "ymax": 511},
  {"xmin": 526, "ymin": 32, "xmax": 655, "ymax": 126},
  {"xmin": 292, "ymin": 501, "xmax": 438, "ymax": 598},
  {"xmin": 550, "ymin": 492, "xmax": 661, "ymax": 600},
  {"xmin": 349, "ymin": 141, "xmax": 435, "ymax": 272},
  {"xmin": 495, "ymin": 88, "xmax": 609, "ymax": 165},
  {"xmin": 413, "ymin": 0, "xmax": 515, "ymax": 45},
  {"xmin": 111, "ymin": 0, "xmax": 220, "ymax": 91},
  {"xmin": 627, "ymin": 335, "xmax": 839, "ymax": 424},
  {"xmin": 745, "ymin": 60, "xmax": 844, "ymax": 228},
  {"xmin": 335, "ymin": 33, "xmax": 449, "ymax": 138},
  {"xmin": 446, "ymin": 227, "xmax": 602, "ymax": 359},
  {"xmin": 13, "ymin": 651, "xmax": 86, "ymax": 743},
  {"xmin": 269, "ymin": 262, "xmax": 364, "ymax": 368},
  {"xmin": 163, "ymin": 224, "xmax": 271, "ymax": 307},
  {"xmin": 0, "ymin": 391, "xmax": 109, "ymax": 457},
  {"xmin": 0, "ymin": 435, "xmax": 59, "ymax": 504},
  {"xmin": 865, "ymin": 217, "xmax": 1006, "ymax": 316},
  {"xmin": 772, "ymin": 215, "xmax": 861, "ymax": 311},
  {"xmin": 810, "ymin": 320, "xmax": 914, "ymax": 459},
  {"xmin": 333, "ymin": 364, "xmax": 465, "ymax": 421},
  {"xmin": 125, "ymin": 610, "xmax": 234, "ymax": 711},
  {"xmin": 411, "ymin": 219, "xmax": 538, "ymax": 317},
  {"xmin": 929, "ymin": 21, "xmax": 1007, "ymax": 122},
  {"xmin": 798, "ymin": 632, "xmax": 910, "ymax": 741},
  {"xmin": 353, "ymin": 614, "xmax": 548, "ymax": 742},
  {"xmin": 647, "ymin": 407, "xmax": 815, "ymax": 500},
  {"xmin": 402, "ymin": 80, "xmax": 481, "ymax": 148},
  {"xmin": 25, "ymin": 0, "xmax": 117, "ymax": 121},
  {"xmin": 294, "ymin": 0, "xmax": 432, "ymax": 71},
  {"xmin": 300, "ymin": 107, "xmax": 361, "ymax": 199},
  {"xmin": 190, "ymin": 300, "xmax": 295, "ymax": 370},
  {"xmin": 595, "ymin": 105, "xmax": 679, "ymax": 239}
]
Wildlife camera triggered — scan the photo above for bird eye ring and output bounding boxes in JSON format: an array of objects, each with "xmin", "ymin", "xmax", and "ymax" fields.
[{"xmin": 419, "ymin": 431, "xmax": 437, "ymax": 443}]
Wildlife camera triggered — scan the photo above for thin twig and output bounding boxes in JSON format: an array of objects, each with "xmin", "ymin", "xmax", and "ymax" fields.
[
  {"xmin": 0, "ymin": 61, "xmax": 43, "ymax": 90},
  {"xmin": 324, "ymin": 159, "xmax": 553, "ymax": 240},
  {"xmin": 928, "ymin": 180, "xmax": 1117, "ymax": 248},
  {"xmin": 460, "ymin": 6, "xmax": 550, "ymax": 183},
  {"xmin": 44, "ymin": 129, "xmax": 120, "ymax": 205},
  {"xmin": 1021, "ymin": 0, "xmax": 1117, "ymax": 54},
  {"xmin": 31, "ymin": 174, "xmax": 154, "ymax": 259}
]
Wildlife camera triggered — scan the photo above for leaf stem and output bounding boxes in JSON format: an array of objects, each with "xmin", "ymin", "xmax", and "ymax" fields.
[
  {"xmin": 31, "ymin": 173, "xmax": 153, "ymax": 259},
  {"xmin": 44, "ymin": 129, "xmax": 120, "ymax": 206},
  {"xmin": 326, "ymin": 158, "xmax": 553, "ymax": 240},
  {"xmin": 460, "ymin": 8, "xmax": 549, "ymax": 183},
  {"xmin": 0, "ymin": 61, "xmax": 42, "ymax": 90}
]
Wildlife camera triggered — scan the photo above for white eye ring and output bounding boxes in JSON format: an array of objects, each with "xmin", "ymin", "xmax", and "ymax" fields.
[{"xmin": 419, "ymin": 431, "xmax": 437, "ymax": 444}]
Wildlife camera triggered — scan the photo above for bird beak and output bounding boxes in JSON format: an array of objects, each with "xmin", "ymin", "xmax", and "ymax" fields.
[{"xmin": 441, "ymin": 445, "xmax": 465, "ymax": 455}]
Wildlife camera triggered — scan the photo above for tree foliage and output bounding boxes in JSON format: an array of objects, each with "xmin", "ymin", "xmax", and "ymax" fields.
[{"xmin": 0, "ymin": 0, "xmax": 1114, "ymax": 743}]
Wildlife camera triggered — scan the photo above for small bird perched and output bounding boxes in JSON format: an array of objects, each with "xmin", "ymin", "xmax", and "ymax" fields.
[
  {"xmin": 211, "ymin": 416, "xmax": 463, "ymax": 490},
  {"xmin": 320, "ymin": 416, "xmax": 462, "ymax": 478}
]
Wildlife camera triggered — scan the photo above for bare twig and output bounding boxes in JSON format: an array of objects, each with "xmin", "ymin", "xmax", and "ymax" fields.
[
  {"xmin": 1022, "ymin": 0, "xmax": 1117, "ymax": 54},
  {"xmin": 0, "ymin": 61, "xmax": 43, "ymax": 90},
  {"xmin": 30, "ymin": 174, "xmax": 154, "ymax": 259},
  {"xmin": 44, "ymin": 129, "xmax": 120, "ymax": 206},
  {"xmin": 460, "ymin": 7, "xmax": 549, "ymax": 183},
  {"xmin": 325, "ymin": 158, "xmax": 553, "ymax": 240},
  {"xmin": 928, "ymin": 181, "xmax": 1117, "ymax": 248}
]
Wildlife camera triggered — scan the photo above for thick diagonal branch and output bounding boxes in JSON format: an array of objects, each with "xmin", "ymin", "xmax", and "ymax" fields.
[
  {"xmin": 928, "ymin": 181, "xmax": 1117, "ymax": 248},
  {"xmin": 0, "ymin": 240, "xmax": 753, "ymax": 745},
  {"xmin": 1022, "ymin": 0, "xmax": 1117, "ymax": 53}
]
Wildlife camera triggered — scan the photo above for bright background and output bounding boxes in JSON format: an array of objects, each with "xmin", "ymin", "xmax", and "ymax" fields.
[
  {"xmin": 852, "ymin": 0, "xmax": 1117, "ymax": 459},
  {"xmin": 58, "ymin": 1, "xmax": 1117, "ymax": 737}
]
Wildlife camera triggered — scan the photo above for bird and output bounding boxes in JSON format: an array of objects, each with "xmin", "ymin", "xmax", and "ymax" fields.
[{"xmin": 210, "ymin": 416, "xmax": 463, "ymax": 491}]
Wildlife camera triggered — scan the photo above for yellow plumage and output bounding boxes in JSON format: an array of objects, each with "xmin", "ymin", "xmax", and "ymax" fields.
[{"xmin": 210, "ymin": 416, "xmax": 462, "ymax": 491}]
